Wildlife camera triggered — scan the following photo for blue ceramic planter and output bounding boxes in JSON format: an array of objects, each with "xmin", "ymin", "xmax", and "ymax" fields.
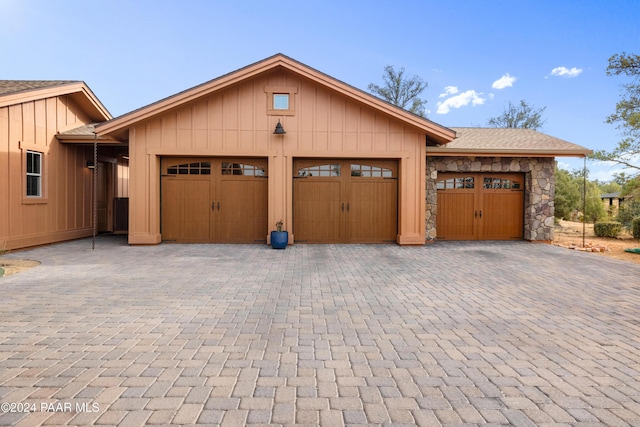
[{"xmin": 270, "ymin": 231, "xmax": 288, "ymax": 249}]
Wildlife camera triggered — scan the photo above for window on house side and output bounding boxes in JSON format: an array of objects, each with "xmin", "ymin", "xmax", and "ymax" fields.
[{"xmin": 26, "ymin": 151, "xmax": 42, "ymax": 197}]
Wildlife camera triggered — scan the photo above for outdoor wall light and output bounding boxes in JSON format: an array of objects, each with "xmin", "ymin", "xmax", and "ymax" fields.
[
  {"xmin": 273, "ymin": 119, "xmax": 286, "ymax": 135},
  {"xmin": 86, "ymin": 161, "xmax": 96, "ymax": 169}
]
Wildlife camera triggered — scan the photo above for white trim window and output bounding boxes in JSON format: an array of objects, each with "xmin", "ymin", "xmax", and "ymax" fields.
[{"xmin": 26, "ymin": 151, "xmax": 42, "ymax": 197}]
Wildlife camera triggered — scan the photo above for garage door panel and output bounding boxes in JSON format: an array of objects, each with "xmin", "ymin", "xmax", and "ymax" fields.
[
  {"xmin": 437, "ymin": 191, "xmax": 475, "ymax": 240},
  {"xmin": 161, "ymin": 179, "xmax": 183, "ymax": 241},
  {"xmin": 218, "ymin": 179, "xmax": 268, "ymax": 243},
  {"xmin": 294, "ymin": 180, "xmax": 341, "ymax": 242},
  {"xmin": 482, "ymin": 192, "xmax": 523, "ymax": 240},
  {"xmin": 349, "ymin": 180, "xmax": 397, "ymax": 242},
  {"xmin": 161, "ymin": 178, "xmax": 211, "ymax": 242}
]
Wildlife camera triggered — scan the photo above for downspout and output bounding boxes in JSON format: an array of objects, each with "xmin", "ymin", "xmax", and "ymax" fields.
[
  {"xmin": 92, "ymin": 132, "xmax": 98, "ymax": 250},
  {"xmin": 425, "ymin": 137, "xmax": 430, "ymax": 243},
  {"xmin": 582, "ymin": 156, "xmax": 586, "ymax": 248}
]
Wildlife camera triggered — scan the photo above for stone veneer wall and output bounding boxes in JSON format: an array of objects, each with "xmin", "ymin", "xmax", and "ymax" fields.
[{"xmin": 426, "ymin": 156, "xmax": 555, "ymax": 241}]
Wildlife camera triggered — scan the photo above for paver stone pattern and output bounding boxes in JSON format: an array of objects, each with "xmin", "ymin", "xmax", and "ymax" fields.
[{"xmin": 0, "ymin": 236, "xmax": 639, "ymax": 426}]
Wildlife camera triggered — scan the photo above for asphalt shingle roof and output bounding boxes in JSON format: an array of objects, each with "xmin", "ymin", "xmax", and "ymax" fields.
[
  {"xmin": 58, "ymin": 123, "xmax": 97, "ymax": 136},
  {"xmin": 446, "ymin": 127, "xmax": 591, "ymax": 154},
  {"xmin": 0, "ymin": 80, "xmax": 80, "ymax": 97}
]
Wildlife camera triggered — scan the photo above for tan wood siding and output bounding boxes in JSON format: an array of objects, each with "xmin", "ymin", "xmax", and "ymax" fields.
[
  {"xmin": 1, "ymin": 95, "xmax": 96, "ymax": 250},
  {"xmin": 133, "ymin": 69, "xmax": 424, "ymax": 155},
  {"xmin": 127, "ymin": 68, "xmax": 426, "ymax": 245}
]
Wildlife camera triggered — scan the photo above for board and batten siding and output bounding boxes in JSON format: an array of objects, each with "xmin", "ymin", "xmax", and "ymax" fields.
[
  {"xmin": 0, "ymin": 95, "xmax": 94, "ymax": 250},
  {"xmin": 128, "ymin": 68, "xmax": 427, "ymax": 244}
]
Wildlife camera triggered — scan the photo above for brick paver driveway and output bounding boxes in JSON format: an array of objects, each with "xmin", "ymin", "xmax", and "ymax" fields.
[{"xmin": 1, "ymin": 237, "xmax": 639, "ymax": 426}]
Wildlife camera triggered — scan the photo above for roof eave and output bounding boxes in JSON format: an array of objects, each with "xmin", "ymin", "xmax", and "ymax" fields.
[
  {"xmin": 426, "ymin": 148, "xmax": 593, "ymax": 157},
  {"xmin": 55, "ymin": 134, "xmax": 125, "ymax": 145}
]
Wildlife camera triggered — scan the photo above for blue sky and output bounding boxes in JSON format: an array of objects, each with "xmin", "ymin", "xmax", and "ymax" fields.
[{"xmin": 2, "ymin": 0, "xmax": 638, "ymax": 181}]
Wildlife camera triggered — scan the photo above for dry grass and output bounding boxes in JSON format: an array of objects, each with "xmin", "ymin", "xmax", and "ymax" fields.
[
  {"xmin": 553, "ymin": 220, "xmax": 640, "ymax": 264},
  {"xmin": 0, "ymin": 259, "xmax": 40, "ymax": 277}
]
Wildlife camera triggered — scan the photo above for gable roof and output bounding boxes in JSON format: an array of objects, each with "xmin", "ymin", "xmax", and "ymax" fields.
[
  {"xmin": 95, "ymin": 53, "xmax": 456, "ymax": 144},
  {"xmin": 427, "ymin": 127, "xmax": 592, "ymax": 157},
  {"xmin": 0, "ymin": 80, "xmax": 111, "ymax": 122}
]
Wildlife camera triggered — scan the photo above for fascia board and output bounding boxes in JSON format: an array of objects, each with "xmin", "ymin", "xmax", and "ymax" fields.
[
  {"xmin": 426, "ymin": 147, "xmax": 593, "ymax": 157},
  {"xmin": 56, "ymin": 134, "xmax": 123, "ymax": 144},
  {"xmin": 96, "ymin": 57, "xmax": 285, "ymax": 136},
  {"xmin": 278, "ymin": 59, "xmax": 455, "ymax": 142},
  {"xmin": 96, "ymin": 55, "xmax": 456, "ymax": 143}
]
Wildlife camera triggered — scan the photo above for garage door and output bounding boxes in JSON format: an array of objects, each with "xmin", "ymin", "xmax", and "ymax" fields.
[
  {"xmin": 161, "ymin": 158, "xmax": 268, "ymax": 243},
  {"xmin": 436, "ymin": 173, "xmax": 524, "ymax": 240},
  {"xmin": 293, "ymin": 159, "xmax": 397, "ymax": 243}
]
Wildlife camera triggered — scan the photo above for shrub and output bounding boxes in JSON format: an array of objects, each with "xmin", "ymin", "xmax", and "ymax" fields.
[
  {"xmin": 616, "ymin": 199, "xmax": 640, "ymax": 229},
  {"xmin": 632, "ymin": 217, "xmax": 640, "ymax": 239},
  {"xmin": 594, "ymin": 221, "xmax": 622, "ymax": 238}
]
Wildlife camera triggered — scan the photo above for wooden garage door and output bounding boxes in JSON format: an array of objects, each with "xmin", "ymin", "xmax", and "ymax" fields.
[
  {"xmin": 161, "ymin": 158, "xmax": 268, "ymax": 243},
  {"xmin": 436, "ymin": 173, "xmax": 524, "ymax": 240},
  {"xmin": 293, "ymin": 159, "xmax": 397, "ymax": 243}
]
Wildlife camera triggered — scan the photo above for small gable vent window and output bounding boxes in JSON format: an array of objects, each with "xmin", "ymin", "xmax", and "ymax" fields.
[
  {"xmin": 265, "ymin": 86, "xmax": 297, "ymax": 116},
  {"xmin": 273, "ymin": 94, "xmax": 289, "ymax": 110}
]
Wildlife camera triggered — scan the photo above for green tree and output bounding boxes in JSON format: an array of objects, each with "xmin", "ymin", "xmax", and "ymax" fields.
[
  {"xmin": 591, "ymin": 52, "xmax": 640, "ymax": 175},
  {"xmin": 554, "ymin": 165, "xmax": 581, "ymax": 219},
  {"xmin": 584, "ymin": 181, "xmax": 607, "ymax": 222},
  {"xmin": 616, "ymin": 199, "xmax": 640, "ymax": 229},
  {"xmin": 487, "ymin": 100, "xmax": 546, "ymax": 130},
  {"xmin": 368, "ymin": 65, "xmax": 428, "ymax": 117},
  {"xmin": 615, "ymin": 176, "xmax": 640, "ymax": 229},
  {"xmin": 600, "ymin": 181, "xmax": 622, "ymax": 195}
]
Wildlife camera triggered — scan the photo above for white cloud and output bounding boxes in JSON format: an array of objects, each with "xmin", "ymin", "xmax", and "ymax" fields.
[
  {"xmin": 492, "ymin": 73, "xmax": 516, "ymax": 89},
  {"xmin": 550, "ymin": 66, "xmax": 583, "ymax": 78},
  {"xmin": 439, "ymin": 86, "xmax": 459, "ymax": 98},
  {"xmin": 436, "ymin": 90, "xmax": 486, "ymax": 114}
]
